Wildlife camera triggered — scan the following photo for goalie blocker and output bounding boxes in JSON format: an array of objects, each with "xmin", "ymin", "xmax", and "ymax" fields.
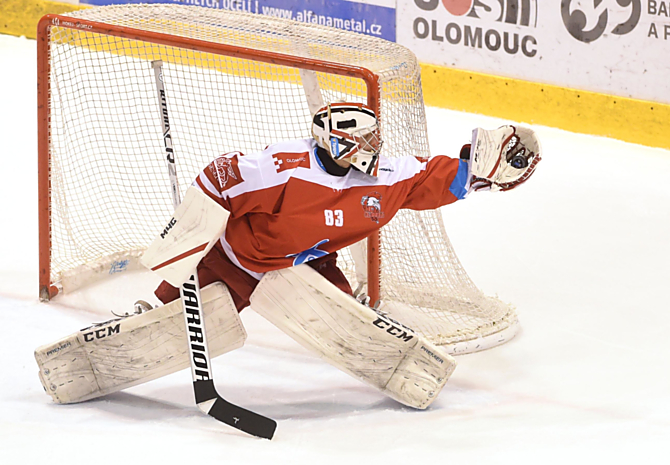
[
  {"xmin": 140, "ymin": 186, "xmax": 230, "ymax": 287},
  {"xmin": 250, "ymin": 265, "xmax": 457, "ymax": 409}
]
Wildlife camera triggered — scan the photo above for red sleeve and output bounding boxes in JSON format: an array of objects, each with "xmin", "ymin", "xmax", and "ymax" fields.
[{"xmin": 401, "ymin": 156, "xmax": 469, "ymax": 210}]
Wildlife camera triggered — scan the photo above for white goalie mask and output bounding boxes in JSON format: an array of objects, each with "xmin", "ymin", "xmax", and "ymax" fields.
[{"xmin": 311, "ymin": 102, "xmax": 383, "ymax": 176}]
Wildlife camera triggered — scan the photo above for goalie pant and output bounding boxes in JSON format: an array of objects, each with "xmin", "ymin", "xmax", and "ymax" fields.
[
  {"xmin": 156, "ymin": 245, "xmax": 351, "ymax": 311},
  {"xmin": 156, "ymin": 137, "xmax": 468, "ymax": 310}
]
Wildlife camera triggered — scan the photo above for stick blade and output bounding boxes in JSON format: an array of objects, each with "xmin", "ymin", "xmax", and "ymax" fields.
[
  {"xmin": 195, "ymin": 380, "xmax": 276, "ymax": 439},
  {"xmin": 208, "ymin": 397, "xmax": 277, "ymax": 440}
]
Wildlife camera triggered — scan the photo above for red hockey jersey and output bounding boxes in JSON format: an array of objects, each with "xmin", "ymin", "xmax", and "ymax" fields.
[{"xmin": 193, "ymin": 138, "xmax": 469, "ymax": 278}]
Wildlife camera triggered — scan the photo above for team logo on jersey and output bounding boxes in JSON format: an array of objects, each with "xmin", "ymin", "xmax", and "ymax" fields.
[
  {"xmin": 287, "ymin": 239, "xmax": 330, "ymax": 266},
  {"xmin": 210, "ymin": 153, "xmax": 244, "ymax": 191},
  {"xmin": 361, "ymin": 192, "xmax": 384, "ymax": 224},
  {"xmin": 272, "ymin": 151, "xmax": 310, "ymax": 173}
]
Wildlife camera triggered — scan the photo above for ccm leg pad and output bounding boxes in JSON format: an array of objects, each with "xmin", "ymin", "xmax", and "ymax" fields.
[
  {"xmin": 35, "ymin": 282, "xmax": 245, "ymax": 404},
  {"xmin": 250, "ymin": 265, "xmax": 456, "ymax": 409}
]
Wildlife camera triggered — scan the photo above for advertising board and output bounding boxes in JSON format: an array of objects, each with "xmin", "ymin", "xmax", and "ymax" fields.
[
  {"xmin": 81, "ymin": 0, "xmax": 397, "ymax": 41},
  {"xmin": 397, "ymin": 1, "xmax": 670, "ymax": 104}
]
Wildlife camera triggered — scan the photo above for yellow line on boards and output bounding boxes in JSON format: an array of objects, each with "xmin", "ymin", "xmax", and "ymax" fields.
[{"xmin": 421, "ymin": 63, "xmax": 670, "ymax": 150}]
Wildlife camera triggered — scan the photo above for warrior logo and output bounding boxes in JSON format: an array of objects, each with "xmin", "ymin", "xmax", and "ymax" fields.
[
  {"xmin": 210, "ymin": 153, "xmax": 244, "ymax": 191},
  {"xmin": 287, "ymin": 239, "xmax": 330, "ymax": 265},
  {"xmin": 182, "ymin": 279, "xmax": 211, "ymax": 382},
  {"xmin": 361, "ymin": 192, "xmax": 384, "ymax": 223}
]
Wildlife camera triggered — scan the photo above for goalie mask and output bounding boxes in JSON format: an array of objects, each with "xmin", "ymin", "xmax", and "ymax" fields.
[{"xmin": 311, "ymin": 102, "xmax": 382, "ymax": 176}]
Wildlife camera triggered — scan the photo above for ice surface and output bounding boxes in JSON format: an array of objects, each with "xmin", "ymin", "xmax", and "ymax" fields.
[{"xmin": 1, "ymin": 33, "xmax": 669, "ymax": 464}]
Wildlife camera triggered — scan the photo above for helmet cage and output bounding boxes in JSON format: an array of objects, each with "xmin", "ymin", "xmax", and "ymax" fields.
[{"xmin": 330, "ymin": 126, "xmax": 382, "ymax": 159}]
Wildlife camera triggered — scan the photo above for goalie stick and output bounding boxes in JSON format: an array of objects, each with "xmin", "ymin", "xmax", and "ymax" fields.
[{"xmin": 151, "ymin": 60, "xmax": 276, "ymax": 439}]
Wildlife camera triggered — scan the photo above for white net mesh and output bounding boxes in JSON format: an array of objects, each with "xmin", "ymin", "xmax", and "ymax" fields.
[{"xmin": 44, "ymin": 4, "xmax": 517, "ymax": 352}]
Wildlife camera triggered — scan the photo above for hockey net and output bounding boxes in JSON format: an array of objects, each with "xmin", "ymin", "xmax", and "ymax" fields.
[{"xmin": 38, "ymin": 4, "xmax": 517, "ymax": 354}]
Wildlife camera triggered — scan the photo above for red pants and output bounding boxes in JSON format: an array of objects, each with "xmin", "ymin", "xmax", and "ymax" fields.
[{"xmin": 154, "ymin": 242, "xmax": 352, "ymax": 312}]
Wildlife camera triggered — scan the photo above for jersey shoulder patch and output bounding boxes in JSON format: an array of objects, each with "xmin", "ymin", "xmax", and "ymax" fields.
[{"xmin": 208, "ymin": 152, "xmax": 246, "ymax": 192}]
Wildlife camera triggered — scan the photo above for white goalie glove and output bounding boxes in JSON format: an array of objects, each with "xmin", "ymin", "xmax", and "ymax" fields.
[{"xmin": 463, "ymin": 125, "xmax": 541, "ymax": 192}]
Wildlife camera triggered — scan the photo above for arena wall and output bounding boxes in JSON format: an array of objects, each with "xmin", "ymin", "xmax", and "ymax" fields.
[{"xmin": 2, "ymin": 0, "xmax": 668, "ymax": 150}]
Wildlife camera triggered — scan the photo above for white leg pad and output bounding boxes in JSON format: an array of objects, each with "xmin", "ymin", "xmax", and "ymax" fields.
[
  {"xmin": 250, "ymin": 265, "xmax": 456, "ymax": 409},
  {"xmin": 35, "ymin": 283, "xmax": 245, "ymax": 404}
]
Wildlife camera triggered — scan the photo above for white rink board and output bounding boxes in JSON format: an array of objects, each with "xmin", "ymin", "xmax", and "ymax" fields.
[{"xmin": 397, "ymin": 0, "xmax": 670, "ymax": 104}]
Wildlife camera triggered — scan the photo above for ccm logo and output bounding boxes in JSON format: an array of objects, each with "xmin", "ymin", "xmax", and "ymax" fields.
[
  {"xmin": 160, "ymin": 218, "xmax": 176, "ymax": 239},
  {"xmin": 83, "ymin": 324, "xmax": 120, "ymax": 342},
  {"xmin": 372, "ymin": 317, "xmax": 414, "ymax": 342}
]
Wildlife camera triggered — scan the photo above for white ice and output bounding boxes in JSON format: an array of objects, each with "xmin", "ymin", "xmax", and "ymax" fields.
[{"xmin": 1, "ymin": 33, "xmax": 669, "ymax": 464}]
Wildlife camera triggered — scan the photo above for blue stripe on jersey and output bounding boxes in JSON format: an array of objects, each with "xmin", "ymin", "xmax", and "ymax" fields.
[{"xmin": 449, "ymin": 160, "xmax": 470, "ymax": 200}]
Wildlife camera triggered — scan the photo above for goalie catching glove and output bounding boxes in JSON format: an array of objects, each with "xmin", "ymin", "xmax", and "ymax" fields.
[{"xmin": 462, "ymin": 125, "xmax": 541, "ymax": 192}]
